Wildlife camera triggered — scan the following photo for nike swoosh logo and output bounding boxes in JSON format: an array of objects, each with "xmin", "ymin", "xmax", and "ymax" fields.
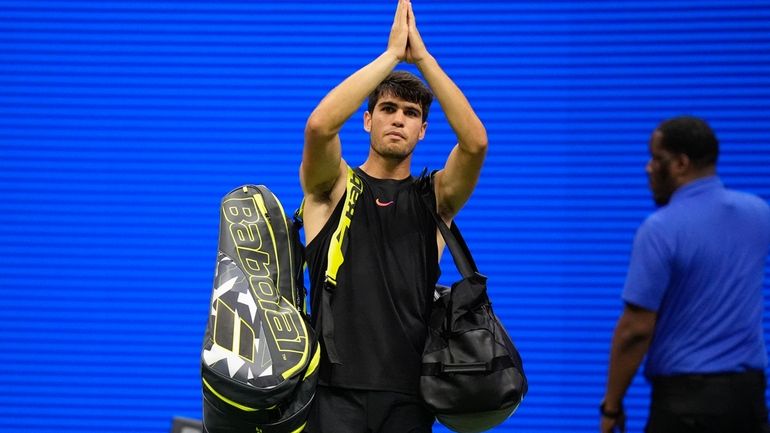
[{"xmin": 375, "ymin": 198, "xmax": 394, "ymax": 207}]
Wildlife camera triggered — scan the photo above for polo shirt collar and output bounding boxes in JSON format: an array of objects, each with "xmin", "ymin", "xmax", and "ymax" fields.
[{"xmin": 670, "ymin": 175, "xmax": 722, "ymax": 203}]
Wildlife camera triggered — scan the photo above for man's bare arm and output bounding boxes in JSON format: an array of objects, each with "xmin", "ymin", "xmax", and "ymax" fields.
[
  {"xmin": 600, "ymin": 303, "xmax": 656, "ymax": 433},
  {"xmin": 301, "ymin": 0, "xmax": 411, "ymax": 241},
  {"xmin": 301, "ymin": 0, "xmax": 410, "ymax": 198},
  {"xmin": 406, "ymin": 2, "xmax": 488, "ymax": 222}
]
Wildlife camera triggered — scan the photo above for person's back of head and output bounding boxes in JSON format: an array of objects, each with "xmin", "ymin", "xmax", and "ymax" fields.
[
  {"xmin": 657, "ymin": 115, "xmax": 719, "ymax": 169},
  {"xmin": 368, "ymin": 70, "xmax": 433, "ymax": 122}
]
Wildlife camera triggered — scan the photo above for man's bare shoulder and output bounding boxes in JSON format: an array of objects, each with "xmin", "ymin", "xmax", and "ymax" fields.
[{"xmin": 302, "ymin": 164, "xmax": 347, "ymax": 244}]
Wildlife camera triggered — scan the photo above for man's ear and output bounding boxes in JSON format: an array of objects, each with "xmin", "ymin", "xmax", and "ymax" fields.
[
  {"xmin": 363, "ymin": 111, "xmax": 372, "ymax": 132},
  {"xmin": 418, "ymin": 121, "xmax": 428, "ymax": 140},
  {"xmin": 671, "ymin": 153, "xmax": 691, "ymax": 175}
]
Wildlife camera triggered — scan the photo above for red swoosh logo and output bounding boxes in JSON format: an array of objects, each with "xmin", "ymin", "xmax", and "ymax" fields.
[{"xmin": 375, "ymin": 198, "xmax": 394, "ymax": 207}]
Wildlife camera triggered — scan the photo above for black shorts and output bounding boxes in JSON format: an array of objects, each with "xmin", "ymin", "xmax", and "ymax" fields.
[
  {"xmin": 647, "ymin": 370, "xmax": 770, "ymax": 433},
  {"xmin": 305, "ymin": 385, "xmax": 434, "ymax": 433}
]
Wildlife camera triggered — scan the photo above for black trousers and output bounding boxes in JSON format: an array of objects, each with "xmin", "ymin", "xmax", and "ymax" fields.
[
  {"xmin": 646, "ymin": 371, "xmax": 770, "ymax": 433},
  {"xmin": 305, "ymin": 385, "xmax": 434, "ymax": 433}
]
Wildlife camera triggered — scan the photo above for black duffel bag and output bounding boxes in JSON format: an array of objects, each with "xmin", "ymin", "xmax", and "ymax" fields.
[{"xmin": 420, "ymin": 207, "xmax": 528, "ymax": 433}]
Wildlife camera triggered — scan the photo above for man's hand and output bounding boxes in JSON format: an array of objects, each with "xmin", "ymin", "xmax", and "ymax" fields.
[
  {"xmin": 405, "ymin": 1, "xmax": 429, "ymax": 64},
  {"xmin": 387, "ymin": 0, "xmax": 409, "ymax": 61},
  {"xmin": 600, "ymin": 411, "xmax": 626, "ymax": 433}
]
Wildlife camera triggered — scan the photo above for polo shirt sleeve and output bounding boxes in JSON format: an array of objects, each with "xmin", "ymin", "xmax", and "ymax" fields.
[{"xmin": 622, "ymin": 217, "xmax": 671, "ymax": 312}]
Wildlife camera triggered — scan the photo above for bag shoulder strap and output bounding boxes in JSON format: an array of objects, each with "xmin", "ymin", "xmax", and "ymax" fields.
[
  {"xmin": 325, "ymin": 166, "xmax": 363, "ymax": 285},
  {"xmin": 318, "ymin": 166, "xmax": 363, "ymax": 364},
  {"xmin": 419, "ymin": 175, "xmax": 481, "ymax": 279}
]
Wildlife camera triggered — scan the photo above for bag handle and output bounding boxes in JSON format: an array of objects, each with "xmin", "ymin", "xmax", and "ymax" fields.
[{"xmin": 253, "ymin": 185, "xmax": 298, "ymax": 307}]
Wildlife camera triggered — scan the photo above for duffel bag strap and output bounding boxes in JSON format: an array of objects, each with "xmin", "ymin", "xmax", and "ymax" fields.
[
  {"xmin": 320, "ymin": 166, "xmax": 363, "ymax": 364},
  {"xmin": 419, "ymin": 180, "xmax": 481, "ymax": 280}
]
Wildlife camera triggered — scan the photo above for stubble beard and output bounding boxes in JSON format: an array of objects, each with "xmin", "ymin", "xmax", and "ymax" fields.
[
  {"xmin": 371, "ymin": 139, "xmax": 416, "ymax": 162},
  {"xmin": 651, "ymin": 166, "xmax": 675, "ymax": 207}
]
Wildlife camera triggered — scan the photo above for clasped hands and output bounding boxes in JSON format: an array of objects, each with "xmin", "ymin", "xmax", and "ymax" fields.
[{"xmin": 387, "ymin": 0, "xmax": 429, "ymax": 65}]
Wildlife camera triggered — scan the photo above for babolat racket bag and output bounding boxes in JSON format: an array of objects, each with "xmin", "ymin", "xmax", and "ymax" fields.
[
  {"xmin": 420, "ymin": 204, "xmax": 527, "ymax": 433},
  {"xmin": 201, "ymin": 185, "xmax": 319, "ymax": 433}
]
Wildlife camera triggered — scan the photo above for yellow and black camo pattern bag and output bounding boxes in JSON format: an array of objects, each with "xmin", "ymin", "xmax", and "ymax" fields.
[{"xmin": 201, "ymin": 185, "xmax": 319, "ymax": 433}]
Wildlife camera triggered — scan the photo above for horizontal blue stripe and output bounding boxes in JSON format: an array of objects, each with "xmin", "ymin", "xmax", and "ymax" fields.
[{"xmin": 2, "ymin": 2, "xmax": 769, "ymax": 432}]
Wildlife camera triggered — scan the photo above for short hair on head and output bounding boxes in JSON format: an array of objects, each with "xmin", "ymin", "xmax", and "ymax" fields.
[
  {"xmin": 657, "ymin": 115, "xmax": 719, "ymax": 167},
  {"xmin": 367, "ymin": 70, "xmax": 433, "ymax": 122}
]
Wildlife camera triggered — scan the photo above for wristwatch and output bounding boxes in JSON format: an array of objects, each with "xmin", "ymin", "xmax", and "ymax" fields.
[{"xmin": 599, "ymin": 400, "xmax": 623, "ymax": 418}]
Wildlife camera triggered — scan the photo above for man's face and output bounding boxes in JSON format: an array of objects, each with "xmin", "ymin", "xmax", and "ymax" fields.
[
  {"xmin": 364, "ymin": 94, "xmax": 427, "ymax": 161},
  {"xmin": 646, "ymin": 130, "xmax": 678, "ymax": 206}
]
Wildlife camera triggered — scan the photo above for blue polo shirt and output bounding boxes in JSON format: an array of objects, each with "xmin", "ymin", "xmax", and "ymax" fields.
[{"xmin": 623, "ymin": 176, "xmax": 770, "ymax": 377}]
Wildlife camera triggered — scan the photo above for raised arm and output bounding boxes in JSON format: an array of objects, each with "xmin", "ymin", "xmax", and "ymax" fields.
[
  {"xmin": 300, "ymin": 0, "xmax": 410, "ymax": 200},
  {"xmin": 406, "ymin": 2, "xmax": 488, "ymax": 222}
]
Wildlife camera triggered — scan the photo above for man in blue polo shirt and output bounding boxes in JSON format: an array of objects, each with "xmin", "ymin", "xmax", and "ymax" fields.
[{"xmin": 600, "ymin": 116, "xmax": 770, "ymax": 433}]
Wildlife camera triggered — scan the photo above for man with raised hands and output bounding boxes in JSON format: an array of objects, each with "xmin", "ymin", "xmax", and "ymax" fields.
[{"xmin": 300, "ymin": 0, "xmax": 488, "ymax": 431}]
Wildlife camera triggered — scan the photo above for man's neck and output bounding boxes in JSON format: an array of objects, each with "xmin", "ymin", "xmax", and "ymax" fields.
[
  {"xmin": 360, "ymin": 155, "xmax": 412, "ymax": 180},
  {"xmin": 676, "ymin": 166, "xmax": 717, "ymax": 189}
]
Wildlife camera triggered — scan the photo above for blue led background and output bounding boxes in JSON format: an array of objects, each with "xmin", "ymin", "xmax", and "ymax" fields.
[{"xmin": 1, "ymin": 1, "xmax": 769, "ymax": 432}]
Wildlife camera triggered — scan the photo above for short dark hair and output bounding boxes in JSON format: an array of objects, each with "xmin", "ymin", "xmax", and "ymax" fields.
[
  {"xmin": 367, "ymin": 71, "xmax": 433, "ymax": 122},
  {"xmin": 657, "ymin": 115, "xmax": 719, "ymax": 167}
]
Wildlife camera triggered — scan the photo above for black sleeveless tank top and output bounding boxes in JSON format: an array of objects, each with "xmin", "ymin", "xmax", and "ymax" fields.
[{"xmin": 305, "ymin": 168, "xmax": 439, "ymax": 394}]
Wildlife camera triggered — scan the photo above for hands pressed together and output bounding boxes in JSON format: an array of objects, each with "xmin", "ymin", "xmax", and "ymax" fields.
[{"xmin": 387, "ymin": 0, "xmax": 429, "ymax": 64}]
